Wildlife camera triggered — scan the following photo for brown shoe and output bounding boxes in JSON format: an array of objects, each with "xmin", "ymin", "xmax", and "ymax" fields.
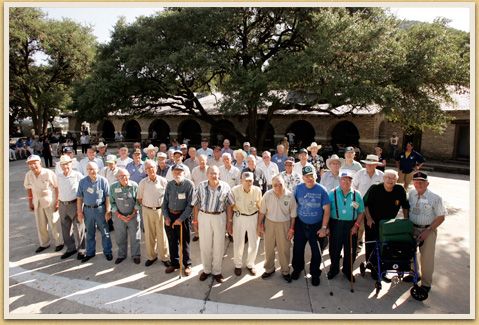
[
  {"xmin": 246, "ymin": 267, "xmax": 257, "ymax": 275},
  {"xmin": 165, "ymin": 265, "xmax": 179, "ymax": 273},
  {"xmin": 133, "ymin": 258, "xmax": 140, "ymax": 264},
  {"xmin": 199, "ymin": 272, "xmax": 210, "ymax": 281},
  {"xmin": 192, "ymin": 236, "xmax": 199, "ymax": 242},
  {"xmin": 215, "ymin": 274, "xmax": 225, "ymax": 283},
  {"xmin": 115, "ymin": 258, "xmax": 125, "ymax": 265},
  {"xmin": 234, "ymin": 268, "xmax": 242, "ymax": 276},
  {"xmin": 184, "ymin": 266, "xmax": 192, "ymax": 276}
]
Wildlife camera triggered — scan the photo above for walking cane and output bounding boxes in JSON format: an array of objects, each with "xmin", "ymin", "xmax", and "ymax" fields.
[{"xmin": 350, "ymin": 231, "xmax": 354, "ymax": 293}]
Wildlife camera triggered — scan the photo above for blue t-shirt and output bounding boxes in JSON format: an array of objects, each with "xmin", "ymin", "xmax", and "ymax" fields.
[
  {"xmin": 294, "ymin": 183, "xmax": 330, "ymax": 224},
  {"xmin": 77, "ymin": 175, "xmax": 110, "ymax": 206},
  {"xmin": 271, "ymin": 153, "xmax": 287, "ymax": 172}
]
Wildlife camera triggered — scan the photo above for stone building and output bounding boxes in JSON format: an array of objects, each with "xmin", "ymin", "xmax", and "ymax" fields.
[{"xmin": 66, "ymin": 91, "xmax": 470, "ymax": 161}]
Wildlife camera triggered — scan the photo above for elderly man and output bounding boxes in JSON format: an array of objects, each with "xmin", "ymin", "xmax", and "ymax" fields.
[
  {"xmin": 219, "ymin": 153, "xmax": 241, "ymax": 188},
  {"xmin": 192, "ymin": 165, "xmax": 235, "ymax": 283},
  {"xmin": 363, "ymin": 170, "xmax": 409, "ymax": 279},
  {"xmin": 165, "ymin": 150, "xmax": 191, "ymax": 181},
  {"xmin": 55, "ymin": 147, "xmax": 80, "ymax": 175},
  {"xmin": 99, "ymin": 155, "xmax": 120, "ymax": 185},
  {"xmin": 183, "ymin": 147, "xmax": 199, "ymax": 172},
  {"xmin": 191, "ymin": 155, "xmax": 209, "ymax": 188},
  {"xmin": 77, "ymin": 162, "xmax": 113, "ymax": 262},
  {"xmin": 31, "ymin": 135, "xmax": 43, "ymax": 155},
  {"xmin": 57, "ymin": 155, "xmax": 85, "ymax": 259},
  {"xmin": 291, "ymin": 166, "xmax": 330, "ymax": 286},
  {"xmin": 257, "ymin": 151, "xmax": 280, "ymax": 191},
  {"xmin": 404, "ymin": 172, "xmax": 447, "ymax": 293},
  {"xmin": 258, "ymin": 175, "xmax": 297, "ymax": 282},
  {"xmin": 126, "ymin": 148, "xmax": 147, "ymax": 185},
  {"xmin": 242, "ymin": 155, "xmax": 267, "ymax": 194},
  {"xmin": 79, "ymin": 145, "xmax": 104, "ymax": 176},
  {"xmin": 342, "ymin": 147, "xmax": 362, "ymax": 172},
  {"xmin": 116, "ymin": 144, "xmax": 133, "ymax": 169},
  {"xmin": 158, "ymin": 143, "xmax": 168, "ymax": 153},
  {"xmin": 129, "ymin": 142, "xmax": 147, "ymax": 160},
  {"xmin": 229, "ymin": 172, "xmax": 262, "ymax": 276},
  {"xmin": 156, "ymin": 152, "xmax": 171, "ymax": 178},
  {"xmin": 180, "ymin": 144, "xmax": 189, "ymax": 160},
  {"xmin": 243, "ymin": 142, "xmax": 251, "ymax": 155},
  {"xmin": 166, "ymin": 149, "xmax": 175, "ymax": 166},
  {"xmin": 396, "ymin": 142, "xmax": 426, "ymax": 190},
  {"xmin": 24, "ymin": 155, "xmax": 64, "ymax": 253},
  {"xmin": 249, "ymin": 147, "xmax": 262, "ymax": 164},
  {"xmin": 143, "ymin": 144, "xmax": 158, "ymax": 162},
  {"xmin": 327, "ymin": 170, "xmax": 365, "ymax": 282},
  {"xmin": 233, "ymin": 149, "xmax": 247, "ymax": 171},
  {"xmin": 96, "ymin": 142, "xmax": 108, "ymax": 166},
  {"xmin": 197, "ymin": 138, "xmax": 214, "ymax": 159},
  {"xmin": 293, "ymin": 149, "xmax": 315, "ymax": 179},
  {"xmin": 280, "ymin": 157, "xmax": 302, "ymax": 192},
  {"xmin": 271, "ymin": 144, "xmax": 287, "ymax": 172},
  {"xmin": 138, "ymin": 160, "xmax": 170, "ymax": 267},
  {"xmin": 109, "ymin": 168, "xmax": 141, "ymax": 264},
  {"xmin": 352, "ymin": 154, "xmax": 384, "ymax": 253},
  {"xmin": 168, "ymin": 139, "xmax": 181, "ymax": 151},
  {"xmin": 162, "ymin": 164, "xmax": 195, "ymax": 276},
  {"xmin": 320, "ymin": 154, "xmax": 345, "ymax": 192},
  {"xmin": 307, "ymin": 142, "xmax": 325, "ymax": 183},
  {"xmin": 208, "ymin": 146, "xmax": 224, "ymax": 167},
  {"xmin": 221, "ymin": 139, "xmax": 234, "ymax": 157}
]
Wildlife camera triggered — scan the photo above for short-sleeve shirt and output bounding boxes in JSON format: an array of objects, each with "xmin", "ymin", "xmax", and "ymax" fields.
[
  {"xmin": 232, "ymin": 185, "xmax": 262, "ymax": 215},
  {"xmin": 408, "ymin": 188, "xmax": 447, "ymax": 226},
  {"xmin": 293, "ymin": 162, "xmax": 315, "ymax": 181},
  {"xmin": 192, "ymin": 180, "xmax": 235, "ymax": 213},
  {"xmin": 260, "ymin": 189, "xmax": 297, "ymax": 223},
  {"xmin": 219, "ymin": 165, "xmax": 241, "ymax": 188},
  {"xmin": 328, "ymin": 187, "xmax": 365, "ymax": 221},
  {"xmin": 24, "ymin": 168, "xmax": 58, "ymax": 208},
  {"xmin": 363, "ymin": 182, "xmax": 409, "ymax": 222},
  {"xmin": 137, "ymin": 176, "xmax": 168, "ymax": 208},
  {"xmin": 183, "ymin": 157, "xmax": 199, "ymax": 172},
  {"xmin": 78, "ymin": 157, "xmax": 104, "ymax": 176},
  {"xmin": 294, "ymin": 183, "xmax": 330, "ymax": 224},
  {"xmin": 342, "ymin": 161, "xmax": 362, "ymax": 172},
  {"xmin": 271, "ymin": 153, "xmax": 287, "ymax": 172},
  {"xmin": 99, "ymin": 166, "xmax": 120, "ymax": 185},
  {"xmin": 57, "ymin": 170, "xmax": 84, "ymax": 202},
  {"xmin": 197, "ymin": 147, "xmax": 214, "ymax": 159},
  {"xmin": 207, "ymin": 158, "xmax": 224, "ymax": 168},
  {"xmin": 396, "ymin": 150, "xmax": 426, "ymax": 174},
  {"xmin": 116, "ymin": 157, "xmax": 133, "ymax": 169},
  {"xmin": 109, "ymin": 180, "xmax": 140, "ymax": 215},
  {"xmin": 125, "ymin": 161, "xmax": 147, "ymax": 184},
  {"xmin": 257, "ymin": 161, "xmax": 280, "ymax": 186},
  {"xmin": 280, "ymin": 171, "xmax": 302, "ymax": 192},
  {"xmin": 191, "ymin": 166, "xmax": 209, "ymax": 188},
  {"xmin": 307, "ymin": 154, "xmax": 325, "ymax": 176},
  {"xmin": 320, "ymin": 171, "xmax": 340, "ymax": 192},
  {"xmin": 77, "ymin": 175, "xmax": 110, "ymax": 206},
  {"xmin": 352, "ymin": 168, "xmax": 384, "ymax": 197}
]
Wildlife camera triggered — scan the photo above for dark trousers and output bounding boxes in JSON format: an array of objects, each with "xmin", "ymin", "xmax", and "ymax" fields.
[
  {"xmin": 329, "ymin": 218, "xmax": 357, "ymax": 276},
  {"xmin": 81, "ymin": 144, "xmax": 88, "ymax": 154},
  {"xmin": 43, "ymin": 154, "xmax": 53, "ymax": 167},
  {"xmin": 292, "ymin": 219, "xmax": 324, "ymax": 278},
  {"xmin": 365, "ymin": 222, "xmax": 380, "ymax": 269},
  {"xmin": 165, "ymin": 213, "xmax": 191, "ymax": 268}
]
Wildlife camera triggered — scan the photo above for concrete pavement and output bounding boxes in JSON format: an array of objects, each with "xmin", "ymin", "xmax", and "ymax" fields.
[{"xmin": 6, "ymin": 157, "xmax": 473, "ymax": 318}]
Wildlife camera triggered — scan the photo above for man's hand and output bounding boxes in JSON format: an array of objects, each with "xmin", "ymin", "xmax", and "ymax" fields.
[
  {"xmin": 417, "ymin": 229, "xmax": 430, "ymax": 242},
  {"xmin": 350, "ymin": 224, "xmax": 359, "ymax": 235},
  {"xmin": 173, "ymin": 218, "xmax": 183, "ymax": 227},
  {"xmin": 193, "ymin": 221, "xmax": 198, "ymax": 233},
  {"xmin": 226, "ymin": 222, "xmax": 233, "ymax": 236},
  {"xmin": 54, "ymin": 201, "xmax": 59, "ymax": 212},
  {"xmin": 77, "ymin": 213, "xmax": 84, "ymax": 223},
  {"xmin": 29, "ymin": 201, "xmax": 35, "ymax": 212},
  {"xmin": 287, "ymin": 230, "xmax": 294, "ymax": 241},
  {"xmin": 165, "ymin": 217, "xmax": 171, "ymax": 227},
  {"xmin": 367, "ymin": 218, "xmax": 375, "ymax": 228},
  {"xmin": 317, "ymin": 227, "xmax": 327, "ymax": 238},
  {"xmin": 105, "ymin": 211, "xmax": 112, "ymax": 221},
  {"xmin": 257, "ymin": 224, "xmax": 264, "ymax": 237}
]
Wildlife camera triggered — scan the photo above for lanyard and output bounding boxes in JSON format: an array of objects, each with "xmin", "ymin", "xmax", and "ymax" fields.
[{"xmin": 334, "ymin": 188, "xmax": 356, "ymax": 220}]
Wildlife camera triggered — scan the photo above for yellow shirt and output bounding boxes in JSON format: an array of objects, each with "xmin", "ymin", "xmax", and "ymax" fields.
[
  {"xmin": 405, "ymin": 151, "xmax": 411, "ymax": 159},
  {"xmin": 232, "ymin": 184, "xmax": 262, "ymax": 215}
]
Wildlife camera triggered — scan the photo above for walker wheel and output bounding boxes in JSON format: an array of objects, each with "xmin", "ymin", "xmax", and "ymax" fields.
[
  {"xmin": 410, "ymin": 285, "xmax": 428, "ymax": 301},
  {"xmin": 360, "ymin": 263, "xmax": 366, "ymax": 276}
]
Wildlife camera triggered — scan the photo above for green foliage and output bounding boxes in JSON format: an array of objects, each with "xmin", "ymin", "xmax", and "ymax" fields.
[{"xmin": 9, "ymin": 7, "xmax": 96, "ymax": 135}]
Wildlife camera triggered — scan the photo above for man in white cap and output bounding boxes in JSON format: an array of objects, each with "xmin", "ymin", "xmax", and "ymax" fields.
[
  {"xmin": 143, "ymin": 144, "xmax": 158, "ymax": 162},
  {"xmin": 233, "ymin": 149, "xmax": 247, "ymax": 172},
  {"xmin": 307, "ymin": 142, "xmax": 325, "ymax": 183},
  {"xmin": 280, "ymin": 157, "xmax": 302, "ymax": 192},
  {"xmin": 327, "ymin": 169, "xmax": 365, "ymax": 282},
  {"xmin": 293, "ymin": 148, "xmax": 315, "ymax": 180},
  {"xmin": 57, "ymin": 155, "xmax": 85, "ymax": 259},
  {"xmin": 320, "ymin": 154, "xmax": 345, "ymax": 192},
  {"xmin": 24, "ymin": 155, "xmax": 64, "ymax": 254},
  {"xmin": 230, "ymin": 172, "xmax": 262, "ymax": 276},
  {"xmin": 183, "ymin": 147, "xmax": 199, "ymax": 172},
  {"xmin": 352, "ymin": 154, "xmax": 384, "ymax": 253},
  {"xmin": 342, "ymin": 147, "xmax": 362, "ymax": 172},
  {"xmin": 156, "ymin": 152, "xmax": 170, "ymax": 178},
  {"xmin": 79, "ymin": 145, "xmax": 104, "ymax": 176},
  {"xmin": 99, "ymin": 155, "xmax": 120, "ymax": 185},
  {"xmin": 257, "ymin": 151, "xmax": 280, "ymax": 190},
  {"xmin": 96, "ymin": 142, "xmax": 108, "ymax": 166},
  {"xmin": 197, "ymin": 138, "xmax": 214, "ymax": 159},
  {"xmin": 271, "ymin": 144, "xmax": 287, "ymax": 172},
  {"xmin": 180, "ymin": 143, "xmax": 189, "ymax": 161}
]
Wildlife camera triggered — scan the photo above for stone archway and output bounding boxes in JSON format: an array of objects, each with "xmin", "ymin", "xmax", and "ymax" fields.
[
  {"xmin": 122, "ymin": 120, "xmax": 141, "ymax": 141},
  {"xmin": 246, "ymin": 120, "xmax": 275, "ymax": 150},
  {"xmin": 330, "ymin": 120, "xmax": 360, "ymax": 147},
  {"xmin": 178, "ymin": 119, "xmax": 202, "ymax": 146},
  {"xmin": 149, "ymin": 119, "xmax": 170, "ymax": 144},
  {"xmin": 98, "ymin": 120, "xmax": 115, "ymax": 142},
  {"xmin": 210, "ymin": 119, "xmax": 237, "ymax": 147},
  {"xmin": 286, "ymin": 120, "xmax": 316, "ymax": 148}
]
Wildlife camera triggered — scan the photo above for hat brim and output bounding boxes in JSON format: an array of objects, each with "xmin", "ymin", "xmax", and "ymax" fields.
[
  {"xmin": 360, "ymin": 160, "xmax": 380, "ymax": 165},
  {"xmin": 143, "ymin": 147, "xmax": 158, "ymax": 153},
  {"xmin": 326, "ymin": 157, "xmax": 345, "ymax": 169},
  {"xmin": 307, "ymin": 145, "xmax": 322, "ymax": 151}
]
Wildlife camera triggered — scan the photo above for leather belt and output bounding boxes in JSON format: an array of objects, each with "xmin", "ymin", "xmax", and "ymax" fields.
[
  {"xmin": 413, "ymin": 223, "xmax": 430, "ymax": 228},
  {"xmin": 143, "ymin": 205, "xmax": 162, "ymax": 210},
  {"xmin": 168, "ymin": 209, "xmax": 184, "ymax": 214},
  {"xmin": 60, "ymin": 199, "xmax": 77, "ymax": 205},
  {"xmin": 200, "ymin": 209, "xmax": 224, "ymax": 215},
  {"xmin": 239, "ymin": 211, "xmax": 258, "ymax": 216},
  {"xmin": 84, "ymin": 202, "xmax": 105, "ymax": 209}
]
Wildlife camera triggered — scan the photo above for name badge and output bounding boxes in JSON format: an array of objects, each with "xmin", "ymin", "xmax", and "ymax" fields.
[
  {"xmin": 420, "ymin": 198, "xmax": 428, "ymax": 204},
  {"xmin": 284, "ymin": 196, "xmax": 291, "ymax": 202},
  {"xmin": 124, "ymin": 204, "xmax": 129, "ymax": 207},
  {"xmin": 87, "ymin": 187, "xmax": 95, "ymax": 194},
  {"xmin": 117, "ymin": 197, "xmax": 123, "ymax": 201},
  {"xmin": 115, "ymin": 188, "xmax": 122, "ymax": 193},
  {"xmin": 138, "ymin": 169, "xmax": 144, "ymax": 173},
  {"xmin": 412, "ymin": 207, "xmax": 421, "ymax": 215},
  {"xmin": 178, "ymin": 193, "xmax": 186, "ymax": 200},
  {"xmin": 351, "ymin": 201, "xmax": 360, "ymax": 209},
  {"xmin": 277, "ymin": 159, "xmax": 282, "ymax": 163}
]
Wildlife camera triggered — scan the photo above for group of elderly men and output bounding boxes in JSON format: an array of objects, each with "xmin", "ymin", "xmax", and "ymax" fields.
[{"xmin": 24, "ymin": 138, "xmax": 445, "ymax": 294}]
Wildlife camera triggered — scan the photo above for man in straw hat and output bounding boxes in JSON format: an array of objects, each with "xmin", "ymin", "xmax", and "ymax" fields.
[
  {"xmin": 24, "ymin": 155, "xmax": 64, "ymax": 254},
  {"xmin": 96, "ymin": 142, "xmax": 108, "ymax": 166},
  {"xmin": 57, "ymin": 155, "xmax": 85, "ymax": 259},
  {"xmin": 327, "ymin": 169, "xmax": 365, "ymax": 282},
  {"xmin": 320, "ymin": 154, "xmax": 345, "ymax": 192},
  {"xmin": 55, "ymin": 147, "xmax": 80, "ymax": 175},
  {"xmin": 307, "ymin": 142, "xmax": 325, "ymax": 182},
  {"xmin": 143, "ymin": 144, "xmax": 159, "ymax": 162},
  {"xmin": 352, "ymin": 154, "xmax": 384, "ymax": 254},
  {"xmin": 233, "ymin": 149, "xmax": 247, "ymax": 172}
]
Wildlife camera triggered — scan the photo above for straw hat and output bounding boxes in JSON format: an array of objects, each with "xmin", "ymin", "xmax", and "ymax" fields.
[
  {"xmin": 143, "ymin": 144, "xmax": 158, "ymax": 154},
  {"xmin": 233, "ymin": 149, "xmax": 247, "ymax": 160},
  {"xmin": 360, "ymin": 154, "xmax": 380, "ymax": 165},
  {"xmin": 326, "ymin": 154, "xmax": 345, "ymax": 169},
  {"xmin": 307, "ymin": 142, "xmax": 322, "ymax": 151}
]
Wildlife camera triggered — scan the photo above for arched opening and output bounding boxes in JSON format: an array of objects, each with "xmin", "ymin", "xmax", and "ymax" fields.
[
  {"xmin": 246, "ymin": 120, "xmax": 275, "ymax": 150},
  {"xmin": 149, "ymin": 119, "xmax": 170, "ymax": 144},
  {"xmin": 287, "ymin": 120, "xmax": 316, "ymax": 149},
  {"xmin": 99, "ymin": 120, "xmax": 115, "ymax": 142},
  {"xmin": 377, "ymin": 121, "xmax": 388, "ymax": 149},
  {"xmin": 122, "ymin": 120, "xmax": 141, "ymax": 142},
  {"xmin": 178, "ymin": 119, "xmax": 202, "ymax": 146},
  {"xmin": 331, "ymin": 121, "xmax": 360, "ymax": 148},
  {"xmin": 210, "ymin": 119, "xmax": 237, "ymax": 147}
]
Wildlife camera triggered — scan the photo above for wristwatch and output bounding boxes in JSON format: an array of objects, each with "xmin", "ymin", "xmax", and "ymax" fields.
[{"xmin": 427, "ymin": 226, "xmax": 432, "ymax": 231}]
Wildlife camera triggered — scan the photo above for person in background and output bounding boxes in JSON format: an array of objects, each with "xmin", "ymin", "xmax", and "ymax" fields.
[
  {"xmin": 221, "ymin": 139, "xmax": 234, "ymax": 158},
  {"xmin": 307, "ymin": 142, "xmax": 325, "ymax": 183},
  {"xmin": 375, "ymin": 147, "xmax": 387, "ymax": 172},
  {"xmin": 271, "ymin": 144, "xmax": 287, "ymax": 172},
  {"xmin": 342, "ymin": 147, "xmax": 362, "ymax": 172}
]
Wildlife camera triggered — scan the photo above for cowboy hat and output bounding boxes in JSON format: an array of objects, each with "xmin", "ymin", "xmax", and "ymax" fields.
[
  {"xmin": 360, "ymin": 154, "xmax": 380, "ymax": 165},
  {"xmin": 326, "ymin": 154, "xmax": 345, "ymax": 169},
  {"xmin": 143, "ymin": 144, "xmax": 159, "ymax": 154},
  {"xmin": 307, "ymin": 142, "xmax": 322, "ymax": 151}
]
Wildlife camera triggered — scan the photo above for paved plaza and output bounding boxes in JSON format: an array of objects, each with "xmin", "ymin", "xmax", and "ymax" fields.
[{"xmin": 6, "ymin": 158, "xmax": 473, "ymax": 318}]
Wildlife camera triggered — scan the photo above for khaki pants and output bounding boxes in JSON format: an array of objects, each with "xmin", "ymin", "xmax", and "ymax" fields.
[
  {"xmin": 233, "ymin": 212, "xmax": 260, "ymax": 268},
  {"xmin": 263, "ymin": 218, "xmax": 291, "ymax": 275},
  {"xmin": 414, "ymin": 226, "xmax": 437, "ymax": 287},
  {"xmin": 34, "ymin": 205, "xmax": 63, "ymax": 247},
  {"xmin": 198, "ymin": 211, "xmax": 226, "ymax": 275},
  {"xmin": 142, "ymin": 208, "xmax": 169, "ymax": 262}
]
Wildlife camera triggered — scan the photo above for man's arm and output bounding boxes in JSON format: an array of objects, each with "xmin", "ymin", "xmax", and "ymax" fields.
[
  {"xmin": 257, "ymin": 212, "xmax": 265, "ymax": 237},
  {"xmin": 318, "ymin": 205, "xmax": 330, "ymax": 237},
  {"xmin": 417, "ymin": 215, "xmax": 445, "ymax": 242},
  {"xmin": 287, "ymin": 217, "xmax": 296, "ymax": 241},
  {"xmin": 105, "ymin": 196, "xmax": 111, "ymax": 221},
  {"xmin": 76, "ymin": 197, "xmax": 84, "ymax": 223},
  {"xmin": 27, "ymin": 189, "xmax": 34, "ymax": 211},
  {"xmin": 54, "ymin": 186, "xmax": 59, "ymax": 212}
]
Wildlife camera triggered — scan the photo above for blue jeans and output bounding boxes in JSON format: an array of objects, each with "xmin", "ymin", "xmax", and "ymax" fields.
[
  {"xmin": 292, "ymin": 219, "xmax": 324, "ymax": 278},
  {"xmin": 84, "ymin": 204, "xmax": 112, "ymax": 257},
  {"xmin": 388, "ymin": 145, "xmax": 397, "ymax": 160}
]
